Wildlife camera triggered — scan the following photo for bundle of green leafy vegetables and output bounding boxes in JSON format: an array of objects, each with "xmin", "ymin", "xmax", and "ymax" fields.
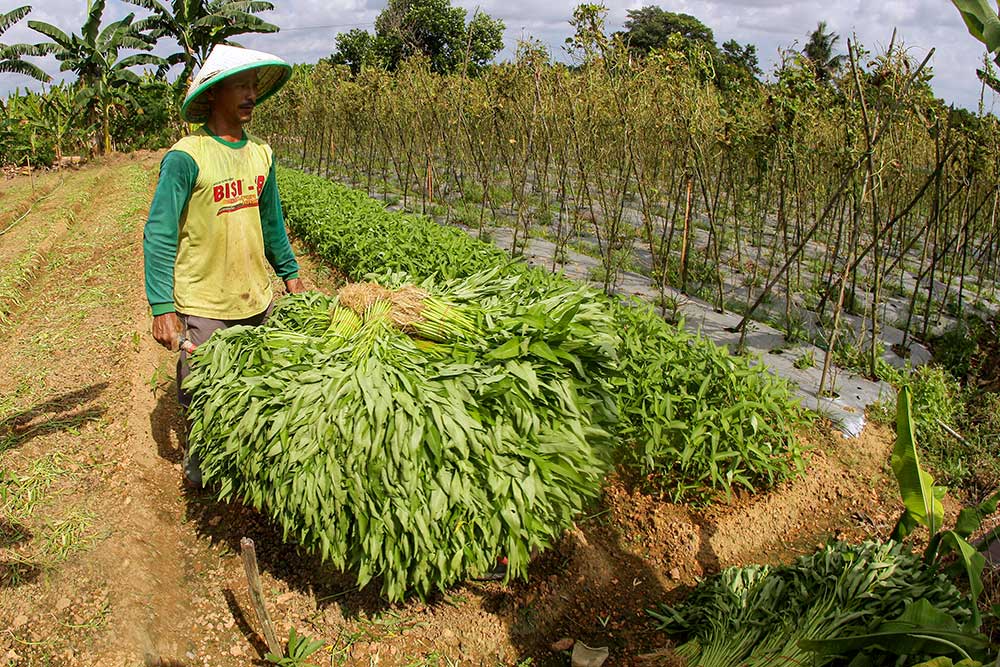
[
  {"xmin": 184, "ymin": 269, "xmax": 618, "ymax": 601},
  {"xmin": 651, "ymin": 540, "xmax": 989, "ymax": 666}
]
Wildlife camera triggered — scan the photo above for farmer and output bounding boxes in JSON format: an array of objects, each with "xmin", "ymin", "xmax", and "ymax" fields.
[{"xmin": 143, "ymin": 44, "xmax": 304, "ymax": 487}]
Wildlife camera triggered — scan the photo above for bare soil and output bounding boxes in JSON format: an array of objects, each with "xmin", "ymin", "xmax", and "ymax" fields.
[{"xmin": 0, "ymin": 155, "xmax": 908, "ymax": 667}]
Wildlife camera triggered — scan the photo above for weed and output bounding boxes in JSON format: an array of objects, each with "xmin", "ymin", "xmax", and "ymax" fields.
[
  {"xmin": 266, "ymin": 627, "xmax": 325, "ymax": 666},
  {"xmin": 658, "ymin": 293, "xmax": 684, "ymax": 324},
  {"xmin": 147, "ymin": 362, "xmax": 173, "ymax": 397},
  {"xmin": 56, "ymin": 597, "xmax": 111, "ymax": 631},
  {"xmin": 612, "ymin": 246, "xmax": 636, "ymax": 274},
  {"xmin": 793, "ymin": 350, "xmax": 815, "ymax": 370},
  {"xmin": 587, "ymin": 263, "xmax": 610, "ymax": 286},
  {"xmin": 0, "ymin": 247, "xmax": 43, "ymax": 328},
  {"xmin": 782, "ymin": 313, "xmax": 809, "ymax": 344},
  {"xmin": 488, "ymin": 185, "xmax": 513, "ymax": 206},
  {"xmin": 40, "ymin": 508, "xmax": 101, "ymax": 563},
  {"xmin": 452, "ymin": 203, "xmax": 480, "ymax": 227},
  {"xmin": 930, "ymin": 317, "xmax": 984, "ymax": 380},
  {"xmin": 533, "ymin": 203, "xmax": 554, "ymax": 227},
  {"xmin": 1, "ymin": 452, "xmax": 70, "ymax": 523},
  {"xmin": 461, "ymin": 182, "xmax": 483, "ymax": 204}
]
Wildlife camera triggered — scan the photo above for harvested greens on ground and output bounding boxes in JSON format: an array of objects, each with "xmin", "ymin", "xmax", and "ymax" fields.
[
  {"xmin": 652, "ymin": 540, "xmax": 987, "ymax": 666},
  {"xmin": 184, "ymin": 269, "xmax": 618, "ymax": 601}
]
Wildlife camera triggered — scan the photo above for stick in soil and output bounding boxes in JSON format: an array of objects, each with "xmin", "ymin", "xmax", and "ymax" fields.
[{"xmin": 240, "ymin": 537, "xmax": 282, "ymax": 657}]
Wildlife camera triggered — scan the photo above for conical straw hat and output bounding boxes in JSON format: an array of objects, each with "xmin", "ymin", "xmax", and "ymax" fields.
[{"xmin": 181, "ymin": 44, "xmax": 292, "ymax": 123}]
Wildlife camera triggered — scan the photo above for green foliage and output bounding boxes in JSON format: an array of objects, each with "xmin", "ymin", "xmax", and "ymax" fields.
[
  {"xmin": 267, "ymin": 291, "xmax": 338, "ymax": 336},
  {"xmin": 793, "ymin": 349, "xmax": 815, "ymax": 370},
  {"xmin": 107, "ymin": 75, "xmax": 179, "ymax": 151},
  {"xmin": 960, "ymin": 391, "xmax": 1000, "ymax": 489},
  {"xmin": 799, "ymin": 599, "xmax": 989, "ymax": 659},
  {"xmin": 0, "ymin": 6, "xmax": 51, "ymax": 82},
  {"xmin": 28, "ymin": 0, "xmax": 166, "ymax": 154},
  {"xmin": 331, "ymin": 0, "xmax": 504, "ymax": 76},
  {"xmin": 0, "ymin": 92, "xmax": 57, "ymax": 166},
  {"xmin": 952, "ymin": 0, "xmax": 1000, "ymax": 59},
  {"xmin": 127, "ymin": 0, "xmax": 279, "ymax": 87},
  {"xmin": 931, "ymin": 318, "xmax": 985, "ymax": 380},
  {"xmin": 265, "ymin": 627, "xmax": 325, "ymax": 666},
  {"xmin": 721, "ymin": 39, "xmax": 761, "ymax": 77},
  {"xmin": 890, "ymin": 386, "xmax": 1000, "ymax": 631},
  {"xmin": 717, "ymin": 38, "xmax": 762, "ymax": 92},
  {"xmin": 652, "ymin": 540, "xmax": 982, "ymax": 665},
  {"xmin": 621, "ymin": 6, "xmax": 716, "ymax": 56},
  {"xmin": 802, "ymin": 21, "xmax": 846, "ymax": 83},
  {"xmin": 1, "ymin": 72, "xmax": 174, "ymax": 163},
  {"xmin": 889, "ymin": 365, "xmax": 967, "ymax": 485},
  {"xmin": 612, "ymin": 299, "xmax": 806, "ymax": 502},
  {"xmin": 782, "ymin": 312, "xmax": 809, "ymax": 344},
  {"xmin": 328, "ymin": 28, "xmax": 376, "ymax": 76},
  {"xmin": 278, "ymin": 167, "xmax": 511, "ymax": 281},
  {"xmin": 892, "ymin": 386, "xmax": 945, "ymax": 538}
]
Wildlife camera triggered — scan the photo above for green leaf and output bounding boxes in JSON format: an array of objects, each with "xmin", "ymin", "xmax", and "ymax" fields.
[
  {"xmin": 952, "ymin": 0, "xmax": 1000, "ymax": 53},
  {"xmin": 935, "ymin": 530, "xmax": 985, "ymax": 629},
  {"xmin": 891, "ymin": 386, "xmax": 943, "ymax": 537},
  {"xmin": 799, "ymin": 599, "xmax": 989, "ymax": 658}
]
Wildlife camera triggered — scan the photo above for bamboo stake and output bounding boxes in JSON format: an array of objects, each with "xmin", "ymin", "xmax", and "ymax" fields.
[
  {"xmin": 734, "ymin": 47, "xmax": 935, "ymax": 334},
  {"xmin": 240, "ymin": 537, "xmax": 282, "ymax": 657}
]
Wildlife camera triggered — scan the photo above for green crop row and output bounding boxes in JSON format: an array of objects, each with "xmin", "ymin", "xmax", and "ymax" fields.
[{"xmin": 277, "ymin": 167, "xmax": 807, "ymax": 503}]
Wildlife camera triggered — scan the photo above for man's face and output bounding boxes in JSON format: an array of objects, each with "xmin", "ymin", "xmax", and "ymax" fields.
[{"xmin": 207, "ymin": 70, "xmax": 258, "ymax": 124}]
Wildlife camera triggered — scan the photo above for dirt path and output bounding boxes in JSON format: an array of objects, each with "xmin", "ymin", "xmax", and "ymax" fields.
[
  {"xmin": 0, "ymin": 156, "xmax": 903, "ymax": 667},
  {"xmin": 0, "ymin": 153, "xmax": 204, "ymax": 666}
]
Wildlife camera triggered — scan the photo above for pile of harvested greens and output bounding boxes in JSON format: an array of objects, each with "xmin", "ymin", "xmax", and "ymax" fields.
[{"xmin": 184, "ymin": 269, "xmax": 618, "ymax": 600}]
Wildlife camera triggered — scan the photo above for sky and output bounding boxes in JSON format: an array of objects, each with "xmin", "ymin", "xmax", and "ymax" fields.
[{"xmin": 2, "ymin": 0, "xmax": 997, "ymax": 113}]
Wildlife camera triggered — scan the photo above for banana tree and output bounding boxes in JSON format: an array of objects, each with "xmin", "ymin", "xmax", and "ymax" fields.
[
  {"xmin": 125, "ymin": 0, "xmax": 278, "ymax": 93},
  {"xmin": 952, "ymin": 0, "xmax": 1000, "ymax": 91},
  {"xmin": 28, "ymin": 0, "xmax": 166, "ymax": 154},
  {"xmin": 26, "ymin": 83, "xmax": 82, "ymax": 161},
  {"xmin": 0, "ymin": 6, "xmax": 51, "ymax": 83},
  {"xmin": 0, "ymin": 88, "xmax": 58, "ymax": 165}
]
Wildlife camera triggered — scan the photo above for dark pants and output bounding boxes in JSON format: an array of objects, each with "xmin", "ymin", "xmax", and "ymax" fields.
[
  {"xmin": 176, "ymin": 304, "xmax": 271, "ymax": 486},
  {"xmin": 176, "ymin": 304, "xmax": 272, "ymax": 408}
]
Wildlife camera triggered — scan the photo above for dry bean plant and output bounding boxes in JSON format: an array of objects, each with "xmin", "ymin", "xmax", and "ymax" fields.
[{"xmin": 254, "ymin": 28, "xmax": 1000, "ymax": 391}]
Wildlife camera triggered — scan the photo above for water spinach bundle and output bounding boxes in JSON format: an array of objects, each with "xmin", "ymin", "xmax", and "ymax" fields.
[
  {"xmin": 184, "ymin": 270, "xmax": 618, "ymax": 601},
  {"xmin": 652, "ymin": 540, "xmax": 986, "ymax": 666}
]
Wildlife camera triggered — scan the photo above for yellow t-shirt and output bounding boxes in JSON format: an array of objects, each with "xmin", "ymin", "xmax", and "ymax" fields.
[{"xmin": 169, "ymin": 129, "xmax": 277, "ymax": 319}]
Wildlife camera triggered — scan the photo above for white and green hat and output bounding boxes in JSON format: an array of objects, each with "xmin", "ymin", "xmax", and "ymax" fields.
[{"xmin": 181, "ymin": 44, "xmax": 292, "ymax": 123}]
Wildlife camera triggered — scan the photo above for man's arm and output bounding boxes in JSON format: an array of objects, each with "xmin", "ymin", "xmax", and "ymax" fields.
[
  {"xmin": 259, "ymin": 159, "xmax": 303, "ymax": 293},
  {"xmin": 144, "ymin": 150, "xmax": 198, "ymax": 349}
]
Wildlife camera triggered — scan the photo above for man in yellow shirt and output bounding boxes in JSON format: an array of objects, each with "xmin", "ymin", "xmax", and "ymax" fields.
[{"xmin": 143, "ymin": 45, "xmax": 304, "ymax": 487}]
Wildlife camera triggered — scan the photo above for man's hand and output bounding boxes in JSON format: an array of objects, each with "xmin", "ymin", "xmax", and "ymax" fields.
[
  {"xmin": 284, "ymin": 277, "xmax": 306, "ymax": 294},
  {"xmin": 152, "ymin": 312, "xmax": 182, "ymax": 351}
]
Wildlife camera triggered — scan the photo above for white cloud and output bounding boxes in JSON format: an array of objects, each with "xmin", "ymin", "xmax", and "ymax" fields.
[{"xmin": 1, "ymin": 0, "xmax": 997, "ymax": 112}]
